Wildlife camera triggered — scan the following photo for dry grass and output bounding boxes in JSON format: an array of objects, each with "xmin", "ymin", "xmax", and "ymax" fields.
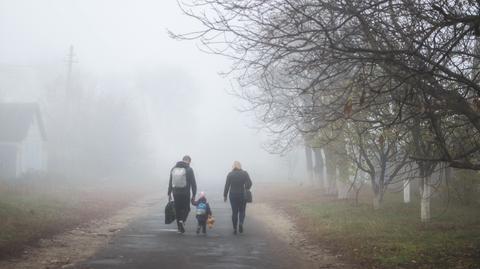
[
  {"xmin": 0, "ymin": 177, "xmax": 153, "ymax": 258},
  {"xmin": 256, "ymin": 182, "xmax": 480, "ymax": 269}
]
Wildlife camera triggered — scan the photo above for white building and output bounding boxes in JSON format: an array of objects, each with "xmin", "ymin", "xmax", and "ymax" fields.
[{"xmin": 0, "ymin": 103, "xmax": 47, "ymax": 178}]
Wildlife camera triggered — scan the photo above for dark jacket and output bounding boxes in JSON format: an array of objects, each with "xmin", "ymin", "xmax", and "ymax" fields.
[
  {"xmin": 192, "ymin": 197, "xmax": 212, "ymax": 220},
  {"xmin": 224, "ymin": 168, "xmax": 252, "ymax": 197},
  {"xmin": 168, "ymin": 161, "xmax": 197, "ymax": 197}
]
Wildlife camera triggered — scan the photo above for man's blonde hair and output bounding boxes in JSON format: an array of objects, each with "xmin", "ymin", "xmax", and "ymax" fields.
[{"xmin": 232, "ymin": 161, "xmax": 242, "ymax": 170}]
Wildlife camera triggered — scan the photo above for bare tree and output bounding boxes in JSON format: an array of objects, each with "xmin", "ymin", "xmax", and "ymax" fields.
[{"xmin": 172, "ymin": 0, "xmax": 480, "ymax": 170}]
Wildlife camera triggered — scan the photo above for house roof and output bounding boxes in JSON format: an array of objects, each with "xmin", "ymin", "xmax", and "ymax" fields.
[{"xmin": 0, "ymin": 103, "xmax": 47, "ymax": 143}]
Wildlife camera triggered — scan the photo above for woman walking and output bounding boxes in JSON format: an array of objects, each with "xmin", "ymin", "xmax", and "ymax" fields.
[{"xmin": 224, "ymin": 161, "xmax": 252, "ymax": 235}]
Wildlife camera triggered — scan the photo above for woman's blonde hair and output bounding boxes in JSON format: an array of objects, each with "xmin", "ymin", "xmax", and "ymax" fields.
[{"xmin": 232, "ymin": 161, "xmax": 242, "ymax": 170}]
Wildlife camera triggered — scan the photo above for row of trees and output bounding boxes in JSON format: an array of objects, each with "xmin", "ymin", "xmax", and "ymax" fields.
[{"xmin": 174, "ymin": 0, "xmax": 480, "ymax": 221}]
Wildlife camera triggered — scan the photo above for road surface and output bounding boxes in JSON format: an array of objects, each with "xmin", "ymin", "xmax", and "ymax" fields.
[{"xmin": 74, "ymin": 194, "xmax": 311, "ymax": 269}]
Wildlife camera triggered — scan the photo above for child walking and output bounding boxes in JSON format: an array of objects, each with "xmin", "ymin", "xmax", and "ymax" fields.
[{"xmin": 192, "ymin": 191, "xmax": 212, "ymax": 234}]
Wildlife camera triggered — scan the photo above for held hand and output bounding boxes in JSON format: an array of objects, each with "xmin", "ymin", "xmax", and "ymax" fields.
[{"xmin": 191, "ymin": 196, "xmax": 196, "ymax": 204}]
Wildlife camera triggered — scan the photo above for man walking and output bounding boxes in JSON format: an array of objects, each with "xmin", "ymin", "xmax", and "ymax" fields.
[{"xmin": 168, "ymin": 155, "xmax": 197, "ymax": 234}]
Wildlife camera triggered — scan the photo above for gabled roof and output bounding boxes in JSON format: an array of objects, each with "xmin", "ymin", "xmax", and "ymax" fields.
[{"xmin": 0, "ymin": 103, "xmax": 47, "ymax": 143}]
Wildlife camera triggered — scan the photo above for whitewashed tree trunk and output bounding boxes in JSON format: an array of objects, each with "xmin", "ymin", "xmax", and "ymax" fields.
[
  {"xmin": 322, "ymin": 149, "xmax": 328, "ymax": 189},
  {"xmin": 336, "ymin": 168, "xmax": 342, "ymax": 199},
  {"xmin": 324, "ymin": 148, "xmax": 338, "ymax": 195},
  {"xmin": 338, "ymin": 182, "xmax": 348, "ymax": 199},
  {"xmin": 313, "ymin": 147, "xmax": 325, "ymax": 189},
  {"xmin": 421, "ymin": 176, "xmax": 431, "ymax": 222},
  {"xmin": 403, "ymin": 179, "xmax": 411, "ymax": 203},
  {"xmin": 304, "ymin": 145, "xmax": 314, "ymax": 185},
  {"xmin": 329, "ymin": 166, "xmax": 338, "ymax": 195},
  {"xmin": 336, "ymin": 168, "xmax": 349, "ymax": 199}
]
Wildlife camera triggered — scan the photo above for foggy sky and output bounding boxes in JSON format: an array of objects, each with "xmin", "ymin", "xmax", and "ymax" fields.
[{"xmin": 0, "ymin": 0, "xmax": 305, "ymax": 187}]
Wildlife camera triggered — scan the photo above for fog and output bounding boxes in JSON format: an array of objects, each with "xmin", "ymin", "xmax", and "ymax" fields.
[{"xmin": 0, "ymin": 0, "xmax": 304, "ymax": 188}]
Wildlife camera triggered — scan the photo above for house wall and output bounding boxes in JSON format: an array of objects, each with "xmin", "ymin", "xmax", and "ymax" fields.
[
  {"xmin": 19, "ymin": 116, "xmax": 46, "ymax": 174},
  {"xmin": 0, "ymin": 142, "xmax": 19, "ymax": 179}
]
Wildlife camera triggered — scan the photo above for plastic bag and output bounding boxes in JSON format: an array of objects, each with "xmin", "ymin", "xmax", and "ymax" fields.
[{"xmin": 165, "ymin": 200, "xmax": 176, "ymax": 224}]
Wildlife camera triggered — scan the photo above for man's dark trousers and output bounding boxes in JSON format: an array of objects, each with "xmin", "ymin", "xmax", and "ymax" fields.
[{"xmin": 173, "ymin": 193, "xmax": 190, "ymax": 226}]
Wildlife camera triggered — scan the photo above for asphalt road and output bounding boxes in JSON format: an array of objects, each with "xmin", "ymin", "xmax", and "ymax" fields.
[{"xmin": 74, "ymin": 194, "xmax": 310, "ymax": 269}]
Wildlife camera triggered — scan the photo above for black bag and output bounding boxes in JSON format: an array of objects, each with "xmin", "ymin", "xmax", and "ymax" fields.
[
  {"xmin": 165, "ymin": 200, "xmax": 176, "ymax": 224},
  {"xmin": 244, "ymin": 189, "xmax": 252, "ymax": 203}
]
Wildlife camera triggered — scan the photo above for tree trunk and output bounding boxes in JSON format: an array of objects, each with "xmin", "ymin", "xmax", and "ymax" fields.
[
  {"xmin": 321, "ymin": 149, "xmax": 328, "ymax": 188},
  {"xmin": 473, "ymin": 35, "xmax": 480, "ymax": 82},
  {"xmin": 371, "ymin": 175, "xmax": 383, "ymax": 210},
  {"xmin": 373, "ymin": 190, "xmax": 383, "ymax": 210},
  {"xmin": 444, "ymin": 165, "xmax": 452, "ymax": 183},
  {"xmin": 337, "ymin": 164, "xmax": 350, "ymax": 199},
  {"xmin": 313, "ymin": 147, "xmax": 325, "ymax": 189},
  {"xmin": 354, "ymin": 184, "xmax": 362, "ymax": 206},
  {"xmin": 421, "ymin": 176, "xmax": 431, "ymax": 222},
  {"xmin": 324, "ymin": 148, "xmax": 337, "ymax": 195},
  {"xmin": 403, "ymin": 179, "xmax": 411, "ymax": 203},
  {"xmin": 304, "ymin": 145, "xmax": 314, "ymax": 185}
]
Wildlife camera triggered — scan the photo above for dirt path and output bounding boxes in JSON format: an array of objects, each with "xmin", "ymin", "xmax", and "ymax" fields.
[
  {"xmin": 0, "ymin": 195, "xmax": 163, "ymax": 269},
  {"xmin": 0, "ymin": 189, "xmax": 357, "ymax": 269},
  {"xmin": 75, "ymin": 196, "xmax": 314, "ymax": 269}
]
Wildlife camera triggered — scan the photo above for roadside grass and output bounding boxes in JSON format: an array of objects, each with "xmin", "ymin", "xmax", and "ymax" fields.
[
  {"xmin": 294, "ymin": 193, "xmax": 480, "ymax": 269},
  {"xmin": 0, "ymin": 193, "xmax": 77, "ymax": 255},
  {"xmin": 0, "ymin": 179, "xmax": 152, "ymax": 258}
]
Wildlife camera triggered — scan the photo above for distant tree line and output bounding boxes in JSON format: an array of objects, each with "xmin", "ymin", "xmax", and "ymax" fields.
[{"xmin": 45, "ymin": 76, "xmax": 152, "ymax": 182}]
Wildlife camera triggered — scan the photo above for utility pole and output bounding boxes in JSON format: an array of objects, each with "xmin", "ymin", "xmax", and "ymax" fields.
[
  {"xmin": 65, "ymin": 45, "xmax": 77, "ymax": 101},
  {"xmin": 63, "ymin": 45, "xmax": 77, "ymax": 179}
]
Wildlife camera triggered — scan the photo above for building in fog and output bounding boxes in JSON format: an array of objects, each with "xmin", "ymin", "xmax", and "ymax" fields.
[{"xmin": 0, "ymin": 103, "xmax": 47, "ymax": 178}]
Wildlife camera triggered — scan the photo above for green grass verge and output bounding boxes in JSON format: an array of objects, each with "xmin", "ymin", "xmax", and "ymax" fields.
[{"xmin": 295, "ymin": 195, "xmax": 480, "ymax": 269}]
